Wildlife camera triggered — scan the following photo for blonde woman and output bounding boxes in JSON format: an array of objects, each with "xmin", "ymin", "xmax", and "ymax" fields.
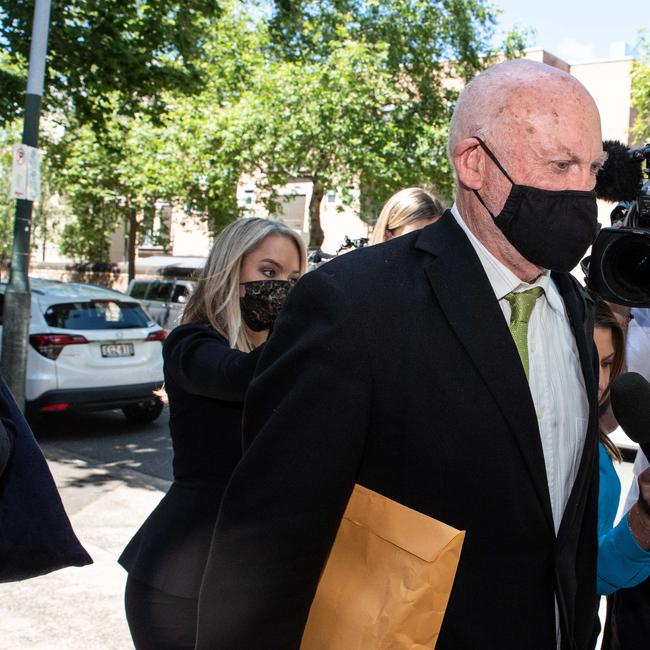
[
  {"xmin": 369, "ymin": 187, "xmax": 444, "ymax": 245},
  {"xmin": 119, "ymin": 218, "xmax": 306, "ymax": 650}
]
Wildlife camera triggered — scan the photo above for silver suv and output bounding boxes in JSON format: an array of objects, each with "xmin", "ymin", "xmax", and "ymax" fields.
[{"xmin": 126, "ymin": 279, "xmax": 195, "ymax": 330}]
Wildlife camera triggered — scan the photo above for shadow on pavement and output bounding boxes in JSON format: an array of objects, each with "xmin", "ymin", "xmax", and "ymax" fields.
[{"xmin": 29, "ymin": 406, "xmax": 174, "ymax": 484}]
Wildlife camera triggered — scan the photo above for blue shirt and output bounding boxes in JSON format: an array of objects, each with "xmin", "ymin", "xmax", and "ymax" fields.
[{"xmin": 597, "ymin": 443, "xmax": 650, "ymax": 595}]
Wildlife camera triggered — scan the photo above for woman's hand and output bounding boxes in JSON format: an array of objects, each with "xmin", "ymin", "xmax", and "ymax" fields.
[
  {"xmin": 638, "ymin": 466, "xmax": 650, "ymax": 514},
  {"xmin": 629, "ymin": 467, "xmax": 650, "ymax": 550}
]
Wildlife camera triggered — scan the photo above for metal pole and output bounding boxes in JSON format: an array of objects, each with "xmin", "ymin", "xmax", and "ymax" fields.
[{"xmin": 1, "ymin": 0, "xmax": 52, "ymax": 410}]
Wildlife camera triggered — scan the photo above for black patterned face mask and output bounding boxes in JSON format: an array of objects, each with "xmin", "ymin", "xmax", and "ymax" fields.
[{"xmin": 239, "ymin": 280, "xmax": 295, "ymax": 332}]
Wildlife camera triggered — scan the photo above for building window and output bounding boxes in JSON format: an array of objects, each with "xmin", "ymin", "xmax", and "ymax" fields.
[{"xmin": 327, "ymin": 191, "xmax": 337, "ymax": 204}]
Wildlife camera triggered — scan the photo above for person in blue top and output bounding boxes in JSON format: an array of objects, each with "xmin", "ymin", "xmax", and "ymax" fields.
[{"xmin": 592, "ymin": 295, "xmax": 650, "ymax": 599}]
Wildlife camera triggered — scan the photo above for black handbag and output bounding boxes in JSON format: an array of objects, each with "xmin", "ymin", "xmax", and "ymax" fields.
[{"xmin": 0, "ymin": 376, "xmax": 92, "ymax": 582}]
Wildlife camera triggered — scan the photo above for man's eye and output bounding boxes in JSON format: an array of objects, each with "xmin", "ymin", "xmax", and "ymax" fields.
[{"xmin": 555, "ymin": 161, "xmax": 569, "ymax": 170}]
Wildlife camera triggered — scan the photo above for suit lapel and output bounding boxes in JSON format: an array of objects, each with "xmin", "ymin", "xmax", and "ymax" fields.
[
  {"xmin": 416, "ymin": 213, "xmax": 554, "ymax": 530},
  {"xmin": 552, "ymin": 272, "xmax": 599, "ymax": 544},
  {"xmin": 549, "ymin": 273, "xmax": 599, "ymax": 640}
]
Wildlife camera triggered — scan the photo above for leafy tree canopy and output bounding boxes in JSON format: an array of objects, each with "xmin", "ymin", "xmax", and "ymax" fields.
[
  {"xmin": 1, "ymin": 0, "xmax": 527, "ymax": 255},
  {"xmin": 239, "ymin": 0, "xmax": 526, "ymax": 244},
  {"xmin": 631, "ymin": 33, "xmax": 650, "ymax": 144},
  {"xmin": 45, "ymin": 4, "xmax": 268, "ymax": 260},
  {"xmin": 0, "ymin": 0, "xmax": 221, "ymax": 127}
]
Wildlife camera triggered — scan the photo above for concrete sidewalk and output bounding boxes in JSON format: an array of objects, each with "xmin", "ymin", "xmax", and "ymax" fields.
[{"xmin": 0, "ymin": 446, "xmax": 169, "ymax": 650}]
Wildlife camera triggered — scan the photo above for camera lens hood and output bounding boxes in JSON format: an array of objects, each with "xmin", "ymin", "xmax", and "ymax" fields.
[{"xmin": 587, "ymin": 227, "xmax": 650, "ymax": 307}]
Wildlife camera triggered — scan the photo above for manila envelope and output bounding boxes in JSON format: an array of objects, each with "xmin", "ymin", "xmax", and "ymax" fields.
[{"xmin": 301, "ymin": 484, "xmax": 465, "ymax": 650}]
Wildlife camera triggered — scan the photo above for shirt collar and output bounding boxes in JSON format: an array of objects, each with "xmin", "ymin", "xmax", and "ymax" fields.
[{"xmin": 450, "ymin": 203, "xmax": 564, "ymax": 315}]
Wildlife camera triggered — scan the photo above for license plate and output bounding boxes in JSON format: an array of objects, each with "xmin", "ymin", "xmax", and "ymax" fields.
[{"xmin": 101, "ymin": 343, "xmax": 134, "ymax": 358}]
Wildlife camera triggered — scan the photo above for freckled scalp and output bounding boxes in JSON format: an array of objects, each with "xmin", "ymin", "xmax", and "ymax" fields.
[{"xmin": 448, "ymin": 59, "xmax": 600, "ymax": 166}]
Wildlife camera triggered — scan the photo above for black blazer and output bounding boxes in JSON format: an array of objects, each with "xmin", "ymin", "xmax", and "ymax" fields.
[
  {"xmin": 118, "ymin": 324, "xmax": 262, "ymax": 598},
  {"xmin": 196, "ymin": 212, "xmax": 600, "ymax": 649}
]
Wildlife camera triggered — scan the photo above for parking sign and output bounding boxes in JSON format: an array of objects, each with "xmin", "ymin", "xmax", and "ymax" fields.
[{"xmin": 10, "ymin": 144, "xmax": 41, "ymax": 201}]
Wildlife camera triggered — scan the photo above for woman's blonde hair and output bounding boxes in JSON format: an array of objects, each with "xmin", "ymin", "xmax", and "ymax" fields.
[
  {"xmin": 181, "ymin": 218, "xmax": 307, "ymax": 351},
  {"xmin": 369, "ymin": 188, "xmax": 444, "ymax": 245}
]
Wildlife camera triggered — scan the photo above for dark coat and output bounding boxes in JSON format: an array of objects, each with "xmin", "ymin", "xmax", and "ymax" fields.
[
  {"xmin": 118, "ymin": 324, "xmax": 262, "ymax": 598},
  {"xmin": 0, "ymin": 412, "xmax": 13, "ymax": 478},
  {"xmin": 602, "ymin": 576, "xmax": 650, "ymax": 649},
  {"xmin": 196, "ymin": 212, "xmax": 600, "ymax": 650},
  {"xmin": 0, "ymin": 376, "xmax": 92, "ymax": 582}
]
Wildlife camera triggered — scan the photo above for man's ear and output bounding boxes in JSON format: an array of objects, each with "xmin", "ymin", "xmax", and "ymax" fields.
[{"xmin": 452, "ymin": 138, "xmax": 484, "ymax": 190}]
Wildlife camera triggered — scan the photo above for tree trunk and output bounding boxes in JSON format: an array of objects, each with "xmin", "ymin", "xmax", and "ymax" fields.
[
  {"xmin": 308, "ymin": 178, "xmax": 325, "ymax": 249},
  {"xmin": 127, "ymin": 206, "xmax": 138, "ymax": 283},
  {"xmin": 41, "ymin": 222, "xmax": 47, "ymax": 261}
]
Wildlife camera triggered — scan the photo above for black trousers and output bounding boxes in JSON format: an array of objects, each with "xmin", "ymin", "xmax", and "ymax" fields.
[
  {"xmin": 601, "ymin": 577, "xmax": 650, "ymax": 650},
  {"xmin": 125, "ymin": 575, "xmax": 198, "ymax": 650}
]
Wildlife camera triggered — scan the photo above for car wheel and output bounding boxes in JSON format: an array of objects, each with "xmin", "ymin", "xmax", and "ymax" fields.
[{"xmin": 122, "ymin": 397, "xmax": 164, "ymax": 424}]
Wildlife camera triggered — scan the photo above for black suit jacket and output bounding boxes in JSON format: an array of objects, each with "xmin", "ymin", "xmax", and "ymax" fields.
[
  {"xmin": 119, "ymin": 324, "xmax": 262, "ymax": 598},
  {"xmin": 196, "ymin": 212, "xmax": 600, "ymax": 649}
]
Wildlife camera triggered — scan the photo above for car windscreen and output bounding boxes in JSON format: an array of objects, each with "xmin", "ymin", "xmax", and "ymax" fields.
[
  {"xmin": 44, "ymin": 300, "xmax": 154, "ymax": 330},
  {"xmin": 146, "ymin": 282, "xmax": 174, "ymax": 302},
  {"xmin": 128, "ymin": 281, "xmax": 150, "ymax": 299}
]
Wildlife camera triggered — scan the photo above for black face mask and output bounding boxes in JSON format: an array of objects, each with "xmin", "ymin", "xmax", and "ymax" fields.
[
  {"xmin": 240, "ymin": 280, "xmax": 294, "ymax": 332},
  {"xmin": 472, "ymin": 136, "xmax": 600, "ymax": 272}
]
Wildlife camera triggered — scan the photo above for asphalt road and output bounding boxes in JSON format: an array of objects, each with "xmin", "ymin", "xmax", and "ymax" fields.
[{"xmin": 30, "ymin": 405, "xmax": 174, "ymax": 482}]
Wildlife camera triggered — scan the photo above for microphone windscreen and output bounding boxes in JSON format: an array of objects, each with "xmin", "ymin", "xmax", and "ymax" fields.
[
  {"xmin": 610, "ymin": 372, "xmax": 650, "ymax": 445},
  {"xmin": 595, "ymin": 140, "xmax": 643, "ymax": 203}
]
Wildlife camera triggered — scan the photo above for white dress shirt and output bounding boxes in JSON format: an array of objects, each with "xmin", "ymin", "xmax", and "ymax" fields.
[
  {"xmin": 450, "ymin": 204, "xmax": 589, "ymax": 646},
  {"xmin": 451, "ymin": 203, "xmax": 589, "ymax": 530}
]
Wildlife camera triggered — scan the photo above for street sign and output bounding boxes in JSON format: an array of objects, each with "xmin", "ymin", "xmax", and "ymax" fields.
[{"xmin": 10, "ymin": 144, "xmax": 41, "ymax": 201}]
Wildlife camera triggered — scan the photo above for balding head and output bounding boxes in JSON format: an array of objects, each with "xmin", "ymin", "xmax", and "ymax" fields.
[
  {"xmin": 448, "ymin": 59, "xmax": 603, "ymax": 282},
  {"xmin": 449, "ymin": 59, "xmax": 599, "ymax": 164}
]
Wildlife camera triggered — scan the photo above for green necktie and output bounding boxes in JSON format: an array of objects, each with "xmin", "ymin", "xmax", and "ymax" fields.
[{"xmin": 504, "ymin": 287, "xmax": 544, "ymax": 381}]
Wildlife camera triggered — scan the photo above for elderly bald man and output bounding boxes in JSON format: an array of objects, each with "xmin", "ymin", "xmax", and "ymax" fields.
[{"xmin": 196, "ymin": 60, "xmax": 604, "ymax": 650}]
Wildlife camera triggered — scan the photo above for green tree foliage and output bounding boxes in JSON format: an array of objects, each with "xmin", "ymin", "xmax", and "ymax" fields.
[
  {"xmin": 48, "ymin": 4, "xmax": 267, "ymax": 263},
  {"xmin": 233, "ymin": 36, "xmax": 414, "ymax": 244},
  {"xmin": 0, "ymin": 0, "xmax": 221, "ymax": 127},
  {"xmin": 2, "ymin": 0, "xmax": 525, "ymax": 258},
  {"xmin": 51, "ymin": 108, "xmax": 186, "ymax": 267},
  {"xmin": 244, "ymin": 0, "xmax": 525, "ymax": 246},
  {"xmin": 161, "ymin": 9, "xmax": 270, "ymax": 233},
  {"xmin": 0, "ymin": 130, "xmax": 15, "ymax": 267},
  {"xmin": 631, "ymin": 34, "xmax": 650, "ymax": 143},
  {"xmin": 50, "ymin": 122, "xmax": 122, "ymax": 262}
]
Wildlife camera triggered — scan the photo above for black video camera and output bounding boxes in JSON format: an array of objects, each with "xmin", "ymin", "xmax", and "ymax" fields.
[{"xmin": 587, "ymin": 141, "xmax": 650, "ymax": 306}]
